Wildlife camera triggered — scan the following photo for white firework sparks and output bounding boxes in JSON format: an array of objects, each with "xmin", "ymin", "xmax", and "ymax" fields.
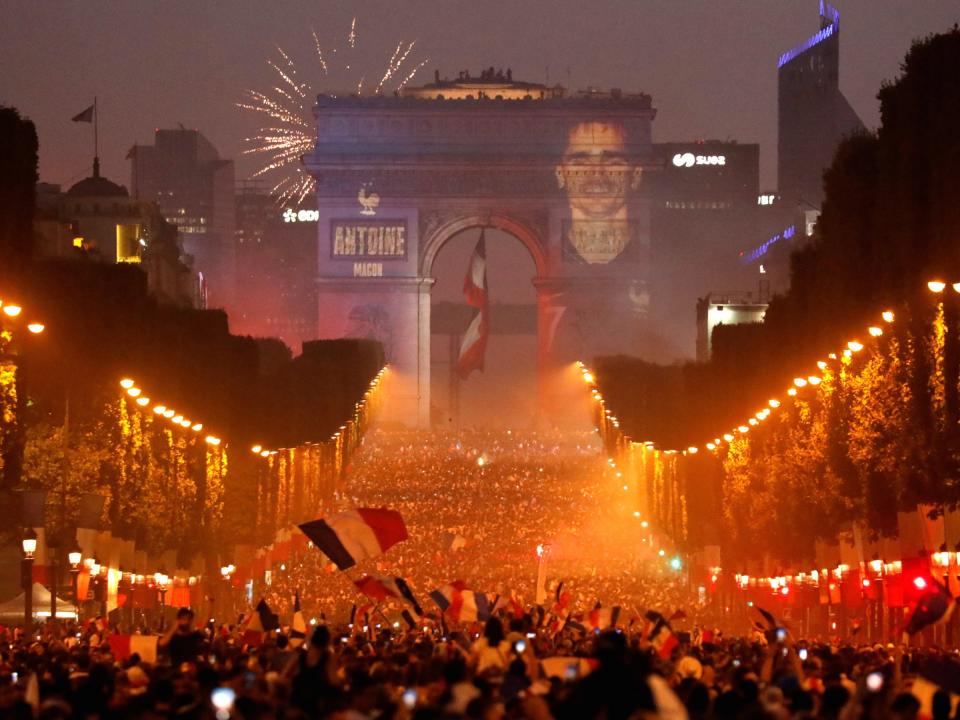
[{"xmin": 240, "ymin": 18, "xmax": 427, "ymax": 205}]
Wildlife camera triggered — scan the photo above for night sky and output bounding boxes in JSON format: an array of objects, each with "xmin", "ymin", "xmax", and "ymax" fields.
[{"xmin": 2, "ymin": 1, "xmax": 956, "ymax": 192}]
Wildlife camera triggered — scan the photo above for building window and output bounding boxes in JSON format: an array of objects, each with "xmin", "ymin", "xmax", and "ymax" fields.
[{"xmin": 116, "ymin": 224, "xmax": 142, "ymax": 263}]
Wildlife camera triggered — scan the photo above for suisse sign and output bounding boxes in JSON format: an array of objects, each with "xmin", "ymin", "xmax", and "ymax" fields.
[{"xmin": 672, "ymin": 152, "xmax": 726, "ymax": 168}]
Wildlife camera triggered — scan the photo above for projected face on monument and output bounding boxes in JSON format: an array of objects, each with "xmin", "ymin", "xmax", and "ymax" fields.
[{"xmin": 555, "ymin": 121, "xmax": 642, "ymax": 265}]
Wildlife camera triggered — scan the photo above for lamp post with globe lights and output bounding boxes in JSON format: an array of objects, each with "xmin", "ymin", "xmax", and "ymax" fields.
[
  {"xmin": 21, "ymin": 528, "xmax": 37, "ymax": 629},
  {"xmin": 68, "ymin": 544, "xmax": 82, "ymax": 618},
  {"xmin": 220, "ymin": 564, "xmax": 235, "ymax": 621},
  {"xmin": 155, "ymin": 570, "xmax": 169, "ymax": 630}
]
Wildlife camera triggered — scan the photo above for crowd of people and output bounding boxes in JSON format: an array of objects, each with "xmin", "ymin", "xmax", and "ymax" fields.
[
  {"xmin": 264, "ymin": 429, "xmax": 687, "ymax": 626},
  {"xmin": 2, "ymin": 606, "xmax": 958, "ymax": 718},
  {"xmin": 1, "ymin": 429, "xmax": 958, "ymax": 717}
]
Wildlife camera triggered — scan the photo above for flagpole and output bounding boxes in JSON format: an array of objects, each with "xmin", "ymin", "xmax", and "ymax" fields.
[{"xmin": 93, "ymin": 97, "xmax": 99, "ymax": 177}]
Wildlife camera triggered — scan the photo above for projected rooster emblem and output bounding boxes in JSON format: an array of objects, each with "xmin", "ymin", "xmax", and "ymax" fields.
[{"xmin": 357, "ymin": 184, "xmax": 380, "ymax": 216}]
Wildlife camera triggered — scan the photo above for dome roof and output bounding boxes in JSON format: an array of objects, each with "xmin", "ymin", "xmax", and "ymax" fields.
[{"xmin": 67, "ymin": 174, "xmax": 128, "ymax": 198}]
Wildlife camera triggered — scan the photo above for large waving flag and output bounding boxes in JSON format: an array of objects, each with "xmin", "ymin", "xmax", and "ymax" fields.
[
  {"xmin": 430, "ymin": 581, "xmax": 492, "ymax": 623},
  {"xmin": 905, "ymin": 579, "xmax": 956, "ymax": 635},
  {"xmin": 299, "ymin": 508, "xmax": 407, "ymax": 570},
  {"xmin": 354, "ymin": 574, "xmax": 423, "ymax": 614},
  {"xmin": 456, "ymin": 230, "xmax": 489, "ymax": 379}
]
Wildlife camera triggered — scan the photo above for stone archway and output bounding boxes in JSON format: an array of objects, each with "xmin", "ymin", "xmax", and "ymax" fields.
[
  {"xmin": 305, "ymin": 92, "xmax": 656, "ymax": 427},
  {"xmin": 419, "ymin": 212, "xmax": 549, "ymax": 427},
  {"xmin": 419, "ymin": 213, "xmax": 548, "ymax": 279}
]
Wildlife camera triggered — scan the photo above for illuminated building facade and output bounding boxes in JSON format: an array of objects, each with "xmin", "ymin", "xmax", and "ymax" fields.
[
  {"xmin": 777, "ymin": 1, "xmax": 864, "ymax": 209},
  {"xmin": 32, "ymin": 168, "xmax": 198, "ymax": 307},
  {"xmin": 696, "ymin": 292, "xmax": 768, "ymax": 362},
  {"xmin": 232, "ymin": 182, "xmax": 318, "ymax": 352},
  {"xmin": 648, "ymin": 141, "xmax": 760, "ymax": 359},
  {"xmin": 304, "ymin": 77, "xmax": 656, "ymax": 425},
  {"xmin": 128, "ymin": 129, "xmax": 236, "ymax": 310}
]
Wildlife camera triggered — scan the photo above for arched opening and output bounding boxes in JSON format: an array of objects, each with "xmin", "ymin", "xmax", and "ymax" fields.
[{"xmin": 428, "ymin": 225, "xmax": 540, "ymax": 429}]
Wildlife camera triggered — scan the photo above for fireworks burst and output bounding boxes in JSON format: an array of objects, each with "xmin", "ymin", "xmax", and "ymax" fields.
[{"xmin": 239, "ymin": 18, "xmax": 428, "ymax": 205}]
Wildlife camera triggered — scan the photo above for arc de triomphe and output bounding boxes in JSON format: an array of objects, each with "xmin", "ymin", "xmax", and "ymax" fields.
[{"xmin": 304, "ymin": 84, "xmax": 656, "ymax": 427}]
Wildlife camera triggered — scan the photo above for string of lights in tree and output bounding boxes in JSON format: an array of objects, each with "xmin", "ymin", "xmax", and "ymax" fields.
[
  {"xmin": 578, "ymin": 307, "xmax": 897, "ymax": 456},
  {"xmin": 118, "ymin": 378, "xmax": 221, "ymax": 446}
]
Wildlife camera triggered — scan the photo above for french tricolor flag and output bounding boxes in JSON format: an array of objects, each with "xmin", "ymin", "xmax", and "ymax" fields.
[
  {"xmin": 354, "ymin": 574, "xmax": 423, "ymax": 614},
  {"xmin": 587, "ymin": 604, "xmax": 621, "ymax": 631},
  {"xmin": 107, "ymin": 634, "xmax": 158, "ymax": 663},
  {"xmin": 430, "ymin": 581, "xmax": 492, "ymax": 623},
  {"xmin": 645, "ymin": 610, "xmax": 679, "ymax": 659},
  {"xmin": 456, "ymin": 230, "xmax": 489, "ymax": 380},
  {"xmin": 298, "ymin": 508, "xmax": 407, "ymax": 571}
]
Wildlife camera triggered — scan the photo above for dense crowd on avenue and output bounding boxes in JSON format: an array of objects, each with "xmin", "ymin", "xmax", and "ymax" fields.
[
  {"xmin": 1, "ymin": 430, "xmax": 958, "ymax": 717},
  {"xmin": 264, "ymin": 429, "xmax": 687, "ymax": 625},
  {"xmin": 2, "ymin": 608, "xmax": 959, "ymax": 719}
]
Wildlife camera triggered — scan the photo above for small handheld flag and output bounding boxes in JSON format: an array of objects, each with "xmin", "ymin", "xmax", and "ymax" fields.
[{"xmin": 290, "ymin": 591, "xmax": 307, "ymax": 648}]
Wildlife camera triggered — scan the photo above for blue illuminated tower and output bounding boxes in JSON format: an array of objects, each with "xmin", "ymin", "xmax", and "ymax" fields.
[{"xmin": 777, "ymin": 1, "xmax": 864, "ymax": 209}]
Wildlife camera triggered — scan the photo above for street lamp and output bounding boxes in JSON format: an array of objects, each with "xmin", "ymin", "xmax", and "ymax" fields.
[
  {"xmin": 21, "ymin": 528, "xmax": 37, "ymax": 630},
  {"xmin": 220, "ymin": 564, "xmax": 235, "ymax": 620},
  {"xmin": 48, "ymin": 535, "xmax": 59, "ymax": 624},
  {"xmin": 68, "ymin": 544, "xmax": 82, "ymax": 618},
  {"xmin": 156, "ymin": 569, "xmax": 169, "ymax": 630}
]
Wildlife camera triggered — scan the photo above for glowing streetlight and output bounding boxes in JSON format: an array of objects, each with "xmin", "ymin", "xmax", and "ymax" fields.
[
  {"xmin": 3, "ymin": 304, "xmax": 23, "ymax": 317},
  {"xmin": 737, "ymin": 425, "xmax": 750, "ymax": 433},
  {"xmin": 687, "ymin": 446, "xmax": 698, "ymax": 454},
  {"xmin": 251, "ymin": 445, "xmax": 263, "ymax": 454},
  {"xmin": 153, "ymin": 405, "xmax": 166, "ymax": 414},
  {"xmin": 163, "ymin": 410, "xmax": 175, "ymax": 419},
  {"xmin": 868, "ymin": 326, "xmax": 883, "ymax": 337},
  {"xmin": 847, "ymin": 341, "xmax": 864, "ymax": 352},
  {"xmin": 136, "ymin": 397, "xmax": 150, "ymax": 406},
  {"xmin": 191, "ymin": 423, "xmax": 203, "ymax": 432},
  {"xmin": 807, "ymin": 376, "xmax": 821, "ymax": 386},
  {"xmin": 120, "ymin": 379, "xmax": 135, "ymax": 389},
  {"xmin": 793, "ymin": 377, "xmax": 807, "ymax": 388},
  {"xmin": 787, "ymin": 388, "xmax": 797, "ymax": 396},
  {"xmin": 928, "ymin": 280, "xmax": 946, "ymax": 293},
  {"xmin": 26, "ymin": 323, "xmax": 44, "ymax": 334},
  {"xmin": 21, "ymin": 528, "xmax": 37, "ymax": 560},
  {"xmin": 723, "ymin": 433, "xmax": 735, "ymax": 442},
  {"xmin": 882, "ymin": 311, "xmax": 894, "ymax": 323}
]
